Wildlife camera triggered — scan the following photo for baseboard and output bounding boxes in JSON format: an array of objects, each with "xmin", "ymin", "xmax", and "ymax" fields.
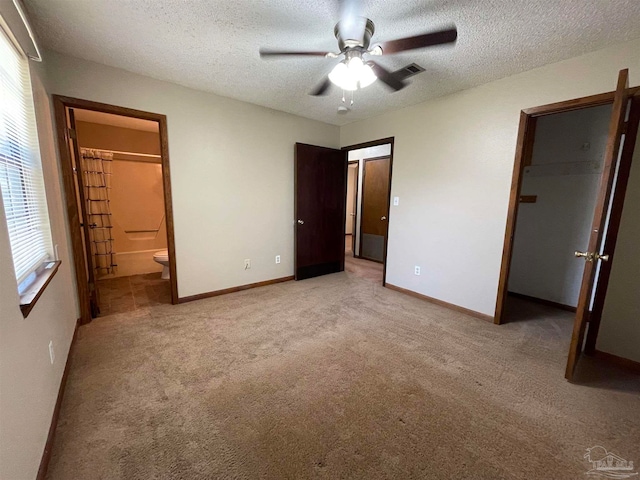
[
  {"xmin": 37, "ymin": 318, "xmax": 80, "ymax": 480},
  {"xmin": 592, "ymin": 349, "xmax": 640, "ymax": 374},
  {"xmin": 178, "ymin": 276, "xmax": 295, "ymax": 303},
  {"xmin": 507, "ymin": 291, "xmax": 576, "ymax": 312},
  {"xmin": 360, "ymin": 257, "xmax": 384, "ymax": 265},
  {"xmin": 385, "ymin": 283, "xmax": 494, "ymax": 323}
]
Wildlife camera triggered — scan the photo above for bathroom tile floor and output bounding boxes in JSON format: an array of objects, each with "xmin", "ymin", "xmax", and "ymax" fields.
[{"xmin": 97, "ymin": 273, "xmax": 171, "ymax": 316}]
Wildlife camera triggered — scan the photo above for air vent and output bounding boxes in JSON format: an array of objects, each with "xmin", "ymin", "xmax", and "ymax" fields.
[{"xmin": 394, "ymin": 63, "xmax": 425, "ymax": 81}]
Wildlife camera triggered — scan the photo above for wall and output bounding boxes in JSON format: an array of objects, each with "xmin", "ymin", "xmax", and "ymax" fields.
[
  {"xmin": 75, "ymin": 120, "xmax": 160, "ymax": 155},
  {"xmin": 76, "ymin": 122, "xmax": 166, "ymax": 277},
  {"xmin": 347, "ymin": 144, "xmax": 392, "ymax": 256},
  {"xmin": 44, "ymin": 50, "xmax": 340, "ymax": 297},
  {"xmin": 596, "ymin": 127, "xmax": 640, "ymax": 363},
  {"xmin": 108, "ymin": 160, "xmax": 167, "ymax": 277},
  {"xmin": 508, "ymin": 105, "xmax": 611, "ymax": 307},
  {"xmin": 0, "ymin": 61, "xmax": 78, "ymax": 480},
  {"xmin": 345, "ymin": 165, "xmax": 357, "ymax": 235},
  {"xmin": 340, "ymin": 37, "xmax": 640, "ymax": 317}
]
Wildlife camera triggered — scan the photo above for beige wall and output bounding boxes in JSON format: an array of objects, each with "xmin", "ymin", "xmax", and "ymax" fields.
[
  {"xmin": 44, "ymin": 50, "xmax": 340, "ymax": 297},
  {"xmin": 109, "ymin": 160, "xmax": 167, "ymax": 254},
  {"xmin": 76, "ymin": 120, "xmax": 160, "ymax": 156},
  {"xmin": 340, "ymin": 38, "xmax": 640, "ymax": 318},
  {"xmin": 107, "ymin": 160, "xmax": 167, "ymax": 277},
  {"xmin": 596, "ymin": 127, "xmax": 640, "ymax": 363},
  {"xmin": 0, "ymin": 62, "xmax": 78, "ymax": 480}
]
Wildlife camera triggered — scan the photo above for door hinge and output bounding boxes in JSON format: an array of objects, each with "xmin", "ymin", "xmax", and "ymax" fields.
[{"xmin": 66, "ymin": 127, "xmax": 77, "ymax": 140}]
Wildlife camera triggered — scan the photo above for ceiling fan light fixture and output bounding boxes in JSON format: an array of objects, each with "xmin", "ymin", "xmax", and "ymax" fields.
[
  {"xmin": 359, "ymin": 62, "xmax": 377, "ymax": 88},
  {"xmin": 328, "ymin": 55, "xmax": 377, "ymax": 91},
  {"xmin": 329, "ymin": 61, "xmax": 357, "ymax": 91}
]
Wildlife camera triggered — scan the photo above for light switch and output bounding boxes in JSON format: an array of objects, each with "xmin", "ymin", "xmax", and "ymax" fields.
[{"xmin": 393, "ymin": 196, "xmax": 399, "ymax": 206}]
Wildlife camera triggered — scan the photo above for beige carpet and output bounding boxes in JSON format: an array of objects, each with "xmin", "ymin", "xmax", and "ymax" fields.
[
  {"xmin": 345, "ymin": 254, "xmax": 384, "ymax": 283},
  {"xmin": 47, "ymin": 272, "xmax": 640, "ymax": 479}
]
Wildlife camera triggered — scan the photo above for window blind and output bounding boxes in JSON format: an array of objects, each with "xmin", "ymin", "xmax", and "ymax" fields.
[{"xmin": 0, "ymin": 25, "xmax": 52, "ymax": 286}]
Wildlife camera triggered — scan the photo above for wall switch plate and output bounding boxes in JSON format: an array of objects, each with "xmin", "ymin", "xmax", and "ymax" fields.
[
  {"xmin": 414, "ymin": 266, "xmax": 421, "ymax": 276},
  {"xmin": 244, "ymin": 259, "xmax": 251, "ymax": 270},
  {"xmin": 48, "ymin": 341, "xmax": 55, "ymax": 364},
  {"xmin": 393, "ymin": 196, "xmax": 399, "ymax": 206},
  {"xmin": 275, "ymin": 255, "xmax": 281, "ymax": 264}
]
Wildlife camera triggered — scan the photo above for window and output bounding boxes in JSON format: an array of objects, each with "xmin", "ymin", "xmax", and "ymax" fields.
[{"xmin": 0, "ymin": 25, "xmax": 53, "ymax": 294}]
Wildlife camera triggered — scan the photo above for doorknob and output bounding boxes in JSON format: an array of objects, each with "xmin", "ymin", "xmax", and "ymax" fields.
[
  {"xmin": 297, "ymin": 219, "xmax": 304, "ymax": 225},
  {"xmin": 574, "ymin": 251, "xmax": 595, "ymax": 262},
  {"xmin": 381, "ymin": 216, "xmax": 387, "ymax": 221},
  {"xmin": 575, "ymin": 251, "xmax": 610, "ymax": 262}
]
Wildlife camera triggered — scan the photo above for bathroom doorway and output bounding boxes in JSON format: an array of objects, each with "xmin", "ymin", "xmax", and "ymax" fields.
[{"xmin": 54, "ymin": 96, "xmax": 178, "ymax": 323}]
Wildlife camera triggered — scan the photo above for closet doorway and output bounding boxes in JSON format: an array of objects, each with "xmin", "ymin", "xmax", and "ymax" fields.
[
  {"xmin": 54, "ymin": 96, "xmax": 177, "ymax": 324},
  {"xmin": 494, "ymin": 69, "xmax": 640, "ymax": 380}
]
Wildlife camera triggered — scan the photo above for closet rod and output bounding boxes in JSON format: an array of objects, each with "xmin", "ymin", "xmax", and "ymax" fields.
[{"xmin": 84, "ymin": 148, "xmax": 161, "ymax": 159}]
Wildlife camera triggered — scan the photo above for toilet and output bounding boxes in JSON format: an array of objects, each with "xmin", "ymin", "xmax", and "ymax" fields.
[{"xmin": 153, "ymin": 249, "xmax": 170, "ymax": 279}]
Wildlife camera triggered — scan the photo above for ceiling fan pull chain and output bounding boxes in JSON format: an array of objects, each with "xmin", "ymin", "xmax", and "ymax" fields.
[
  {"xmin": 342, "ymin": 91, "xmax": 346, "ymax": 103},
  {"xmin": 350, "ymin": 90, "xmax": 354, "ymax": 107}
]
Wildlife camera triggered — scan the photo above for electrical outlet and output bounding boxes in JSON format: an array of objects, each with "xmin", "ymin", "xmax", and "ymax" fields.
[
  {"xmin": 244, "ymin": 259, "xmax": 251, "ymax": 270},
  {"xmin": 275, "ymin": 255, "xmax": 281, "ymax": 264},
  {"xmin": 393, "ymin": 196, "xmax": 399, "ymax": 206},
  {"xmin": 414, "ymin": 266, "xmax": 421, "ymax": 276},
  {"xmin": 48, "ymin": 340, "xmax": 55, "ymax": 364}
]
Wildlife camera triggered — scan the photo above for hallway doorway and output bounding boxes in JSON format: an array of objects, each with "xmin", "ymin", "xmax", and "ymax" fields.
[{"xmin": 342, "ymin": 138, "xmax": 394, "ymax": 286}]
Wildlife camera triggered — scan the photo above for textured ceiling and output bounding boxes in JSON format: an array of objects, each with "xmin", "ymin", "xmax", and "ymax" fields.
[{"xmin": 25, "ymin": 0, "xmax": 640, "ymax": 126}]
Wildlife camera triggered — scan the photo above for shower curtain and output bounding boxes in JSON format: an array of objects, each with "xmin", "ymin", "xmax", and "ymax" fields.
[{"xmin": 80, "ymin": 148, "xmax": 116, "ymax": 275}]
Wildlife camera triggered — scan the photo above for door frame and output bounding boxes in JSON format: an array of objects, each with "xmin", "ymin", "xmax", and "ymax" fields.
[
  {"xmin": 358, "ymin": 155, "xmax": 392, "ymax": 265},
  {"xmin": 66, "ymin": 108, "xmax": 99, "ymax": 317},
  {"xmin": 342, "ymin": 137, "xmax": 394, "ymax": 286},
  {"xmin": 494, "ymin": 85, "xmax": 640, "ymax": 326},
  {"xmin": 347, "ymin": 160, "xmax": 359, "ymax": 254},
  {"xmin": 53, "ymin": 95, "xmax": 179, "ymax": 324}
]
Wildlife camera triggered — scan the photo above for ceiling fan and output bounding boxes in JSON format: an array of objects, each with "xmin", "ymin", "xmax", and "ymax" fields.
[{"xmin": 259, "ymin": 0, "xmax": 457, "ymax": 96}]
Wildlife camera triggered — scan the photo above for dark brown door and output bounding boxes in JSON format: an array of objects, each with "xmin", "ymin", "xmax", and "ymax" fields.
[
  {"xmin": 565, "ymin": 69, "xmax": 630, "ymax": 380},
  {"xmin": 295, "ymin": 143, "xmax": 347, "ymax": 280},
  {"xmin": 68, "ymin": 108, "xmax": 100, "ymax": 317},
  {"xmin": 585, "ymin": 95, "xmax": 640, "ymax": 354},
  {"xmin": 360, "ymin": 156, "xmax": 391, "ymax": 262}
]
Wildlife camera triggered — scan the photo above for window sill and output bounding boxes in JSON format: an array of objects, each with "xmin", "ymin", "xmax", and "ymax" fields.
[{"xmin": 19, "ymin": 261, "xmax": 61, "ymax": 318}]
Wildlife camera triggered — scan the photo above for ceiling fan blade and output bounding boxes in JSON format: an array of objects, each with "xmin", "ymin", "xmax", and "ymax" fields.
[
  {"xmin": 259, "ymin": 49, "xmax": 331, "ymax": 58},
  {"xmin": 379, "ymin": 26, "xmax": 457, "ymax": 54},
  {"xmin": 369, "ymin": 61, "xmax": 406, "ymax": 92},
  {"xmin": 310, "ymin": 78, "xmax": 332, "ymax": 96}
]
